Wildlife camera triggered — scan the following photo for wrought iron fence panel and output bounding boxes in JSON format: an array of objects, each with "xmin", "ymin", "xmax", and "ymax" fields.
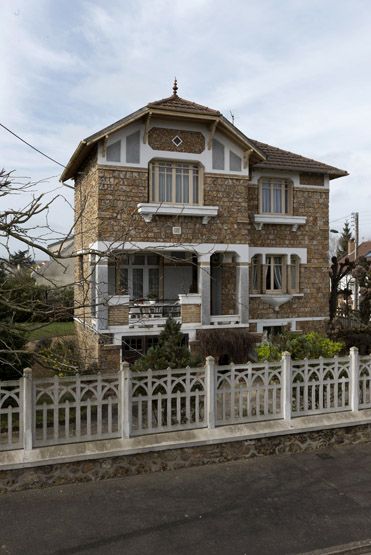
[
  {"xmin": 130, "ymin": 367, "xmax": 206, "ymax": 435},
  {"xmin": 291, "ymin": 356, "xmax": 351, "ymax": 417},
  {"xmin": 359, "ymin": 355, "xmax": 371, "ymax": 409},
  {"xmin": 0, "ymin": 379, "xmax": 22, "ymax": 451},
  {"xmin": 216, "ymin": 362, "xmax": 283, "ymax": 425},
  {"xmin": 33, "ymin": 373, "xmax": 120, "ymax": 447}
]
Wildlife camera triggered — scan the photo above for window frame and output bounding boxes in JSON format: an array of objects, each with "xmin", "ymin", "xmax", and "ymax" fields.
[
  {"xmin": 115, "ymin": 253, "xmax": 161, "ymax": 299},
  {"xmin": 251, "ymin": 254, "xmax": 300, "ymax": 295},
  {"xmin": 149, "ymin": 159, "xmax": 203, "ymax": 205},
  {"xmin": 259, "ymin": 177, "xmax": 293, "ymax": 215}
]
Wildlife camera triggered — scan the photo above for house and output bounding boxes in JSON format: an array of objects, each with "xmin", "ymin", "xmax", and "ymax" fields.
[
  {"xmin": 32, "ymin": 237, "xmax": 75, "ymax": 288},
  {"xmin": 61, "ymin": 81, "xmax": 348, "ymax": 370},
  {"xmin": 338, "ymin": 239, "xmax": 371, "ymax": 310}
]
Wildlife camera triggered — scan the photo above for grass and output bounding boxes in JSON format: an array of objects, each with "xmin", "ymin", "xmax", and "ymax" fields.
[{"xmin": 23, "ymin": 321, "xmax": 75, "ymax": 341}]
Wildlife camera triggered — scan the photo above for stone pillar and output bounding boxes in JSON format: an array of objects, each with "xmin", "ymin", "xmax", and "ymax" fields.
[
  {"xmin": 236, "ymin": 257, "xmax": 249, "ymax": 324},
  {"xmin": 96, "ymin": 256, "xmax": 109, "ymax": 330},
  {"xmin": 199, "ymin": 257, "xmax": 211, "ymax": 325}
]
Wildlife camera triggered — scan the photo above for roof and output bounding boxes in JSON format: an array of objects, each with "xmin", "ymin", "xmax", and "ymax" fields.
[
  {"xmin": 60, "ymin": 83, "xmax": 348, "ymax": 182},
  {"xmin": 248, "ymin": 139, "xmax": 348, "ymax": 179},
  {"xmin": 147, "ymin": 94, "xmax": 220, "ymax": 116},
  {"xmin": 340, "ymin": 241, "xmax": 371, "ymax": 263}
]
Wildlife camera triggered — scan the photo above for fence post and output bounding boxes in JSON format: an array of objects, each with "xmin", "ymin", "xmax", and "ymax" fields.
[
  {"xmin": 350, "ymin": 346, "xmax": 360, "ymax": 412},
  {"xmin": 281, "ymin": 352, "xmax": 292, "ymax": 421},
  {"xmin": 120, "ymin": 361, "xmax": 132, "ymax": 438},
  {"xmin": 22, "ymin": 368, "xmax": 33, "ymax": 451},
  {"xmin": 206, "ymin": 356, "xmax": 216, "ymax": 429}
]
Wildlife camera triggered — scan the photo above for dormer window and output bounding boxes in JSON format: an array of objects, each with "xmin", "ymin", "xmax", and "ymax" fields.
[
  {"xmin": 149, "ymin": 160, "xmax": 202, "ymax": 205},
  {"xmin": 260, "ymin": 178, "xmax": 293, "ymax": 215}
]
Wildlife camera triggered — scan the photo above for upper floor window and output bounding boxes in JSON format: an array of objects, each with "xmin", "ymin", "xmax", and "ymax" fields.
[
  {"xmin": 259, "ymin": 178, "xmax": 293, "ymax": 214},
  {"xmin": 149, "ymin": 160, "xmax": 201, "ymax": 205},
  {"xmin": 106, "ymin": 140, "xmax": 121, "ymax": 163}
]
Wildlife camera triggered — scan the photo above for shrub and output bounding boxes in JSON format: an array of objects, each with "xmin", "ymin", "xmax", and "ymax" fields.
[
  {"xmin": 330, "ymin": 326, "xmax": 371, "ymax": 355},
  {"xmin": 257, "ymin": 332, "xmax": 344, "ymax": 361},
  {"xmin": 36, "ymin": 337, "xmax": 81, "ymax": 375},
  {"xmin": 197, "ymin": 329, "xmax": 259, "ymax": 364},
  {"xmin": 132, "ymin": 318, "xmax": 201, "ymax": 371}
]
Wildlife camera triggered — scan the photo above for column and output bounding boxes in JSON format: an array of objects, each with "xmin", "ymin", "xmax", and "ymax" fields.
[
  {"xmin": 96, "ymin": 256, "xmax": 109, "ymax": 330},
  {"xmin": 199, "ymin": 256, "xmax": 211, "ymax": 325},
  {"xmin": 236, "ymin": 257, "xmax": 249, "ymax": 324}
]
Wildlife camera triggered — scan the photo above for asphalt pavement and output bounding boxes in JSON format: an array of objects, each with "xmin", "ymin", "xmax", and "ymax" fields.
[{"xmin": 2, "ymin": 442, "xmax": 371, "ymax": 554}]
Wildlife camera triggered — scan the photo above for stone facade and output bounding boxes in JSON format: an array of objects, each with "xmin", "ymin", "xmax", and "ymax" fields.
[
  {"xmin": 72, "ymin": 109, "xmax": 335, "ymax": 368},
  {"xmin": 181, "ymin": 304, "xmax": 201, "ymax": 323},
  {"xmin": 108, "ymin": 305, "xmax": 129, "ymax": 326},
  {"xmin": 1, "ymin": 424, "xmax": 370, "ymax": 493},
  {"xmin": 148, "ymin": 127, "xmax": 205, "ymax": 153}
]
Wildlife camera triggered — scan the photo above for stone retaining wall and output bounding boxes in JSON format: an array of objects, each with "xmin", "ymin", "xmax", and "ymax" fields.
[{"xmin": 2, "ymin": 424, "xmax": 371, "ymax": 494}]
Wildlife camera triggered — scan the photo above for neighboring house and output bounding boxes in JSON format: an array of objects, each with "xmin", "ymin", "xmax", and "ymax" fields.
[
  {"xmin": 61, "ymin": 81, "xmax": 348, "ymax": 370},
  {"xmin": 32, "ymin": 237, "xmax": 74, "ymax": 288},
  {"xmin": 339, "ymin": 239, "xmax": 371, "ymax": 310}
]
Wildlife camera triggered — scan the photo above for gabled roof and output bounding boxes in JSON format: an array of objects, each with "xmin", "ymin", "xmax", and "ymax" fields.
[
  {"xmin": 147, "ymin": 94, "xmax": 220, "ymax": 116},
  {"xmin": 248, "ymin": 139, "xmax": 348, "ymax": 179},
  {"xmin": 60, "ymin": 83, "xmax": 348, "ymax": 182}
]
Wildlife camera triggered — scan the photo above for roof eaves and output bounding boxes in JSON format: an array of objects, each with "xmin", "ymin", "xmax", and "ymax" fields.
[{"xmin": 219, "ymin": 116, "xmax": 266, "ymax": 160}]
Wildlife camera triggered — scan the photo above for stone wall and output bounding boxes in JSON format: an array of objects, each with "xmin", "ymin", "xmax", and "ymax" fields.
[
  {"xmin": 148, "ymin": 127, "xmax": 205, "ymax": 153},
  {"xmin": 107, "ymin": 305, "xmax": 129, "ymax": 326},
  {"xmin": 75, "ymin": 321, "xmax": 99, "ymax": 370},
  {"xmin": 181, "ymin": 304, "xmax": 201, "ymax": 323},
  {"xmin": 221, "ymin": 262, "xmax": 237, "ymax": 314},
  {"xmin": 1, "ymin": 424, "xmax": 370, "ymax": 494},
  {"xmin": 248, "ymin": 184, "xmax": 329, "ymax": 323}
]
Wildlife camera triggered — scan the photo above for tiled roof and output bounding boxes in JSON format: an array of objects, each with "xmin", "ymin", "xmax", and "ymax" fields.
[
  {"xmin": 147, "ymin": 94, "xmax": 220, "ymax": 116},
  {"xmin": 248, "ymin": 138, "xmax": 348, "ymax": 178},
  {"xmin": 340, "ymin": 241, "xmax": 371, "ymax": 263}
]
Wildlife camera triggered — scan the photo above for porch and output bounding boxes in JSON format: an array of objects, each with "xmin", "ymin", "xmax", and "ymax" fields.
[{"xmin": 91, "ymin": 243, "xmax": 249, "ymax": 330}]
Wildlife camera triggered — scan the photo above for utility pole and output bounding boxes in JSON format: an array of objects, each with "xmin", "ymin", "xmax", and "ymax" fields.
[{"xmin": 351, "ymin": 212, "xmax": 359, "ymax": 310}]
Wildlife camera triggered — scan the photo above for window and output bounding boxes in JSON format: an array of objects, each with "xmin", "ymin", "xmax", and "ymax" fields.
[
  {"xmin": 230, "ymin": 151, "xmax": 242, "ymax": 172},
  {"xmin": 259, "ymin": 178, "xmax": 293, "ymax": 214},
  {"xmin": 90, "ymin": 255, "xmax": 97, "ymax": 317},
  {"xmin": 126, "ymin": 130, "xmax": 140, "ymax": 164},
  {"xmin": 150, "ymin": 161, "xmax": 201, "ymax": 205},
  {"xmin": 212, "ymin": 139, "xmax": 225, "ymax": 170},
  {"xmin": 251, "ymin": 254, "xmax": 300, "ymax": 294},
  {"xmin": 115, "ymin": 253, "xmax": 160, "ymax": 299},
  {"xmin": 106, "ymin": 140, "xmax": 121, "ymax": 162}
]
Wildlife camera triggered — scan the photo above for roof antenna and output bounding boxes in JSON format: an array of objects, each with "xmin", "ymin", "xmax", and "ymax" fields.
[
  {"xmin": 230, "ymin": 110, "xmax": 235, "ymax": 125},
  {"xmin": 173, "ymin": 77, "xmax": 178, "ymax": 96}
]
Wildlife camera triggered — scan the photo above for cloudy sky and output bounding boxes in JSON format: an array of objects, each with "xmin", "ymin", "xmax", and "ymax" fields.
[{"xmin": 2, "ymin": 0, "xmax": 371, "ymax": 253}]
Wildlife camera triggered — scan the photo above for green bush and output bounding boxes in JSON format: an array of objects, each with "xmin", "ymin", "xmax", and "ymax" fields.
[
  {"xmin": 132, "ymin": 318, "xmax": 200, "ymax": 371},
  {"xmin": 257, "ymin": 332, "xmax": 344, "ymax": 362}
]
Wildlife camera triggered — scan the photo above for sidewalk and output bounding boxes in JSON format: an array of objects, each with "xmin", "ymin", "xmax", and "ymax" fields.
[{"xmin": 2, "ymin": 442, "xmax": 371, "ymax": 554}]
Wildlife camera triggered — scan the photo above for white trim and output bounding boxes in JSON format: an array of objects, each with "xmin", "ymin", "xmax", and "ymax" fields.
[
  {"xmin": 90, "ymin": 241, "xmax": 249, "ymax": 263},
  {"xmin": 178, "ymin": 293, "xmax": 202, "ymax": 305},
  {"xmin": 137, "ymin": 203, "xmax": 218, "ymax": 224},
  {"xmin": 249, "ymin": 316, "xmax": 327, "ymax": 333},
  {"xmin": 249, "ymin": 247, "xmax": 307, "ymax": 264},
  {"xmin": 108, "ymin": 295, "xmax": 130, "ymax": 306},
  {"xmin": 254, "ymin": 214, "xmax": 306, "ymax": 231}
]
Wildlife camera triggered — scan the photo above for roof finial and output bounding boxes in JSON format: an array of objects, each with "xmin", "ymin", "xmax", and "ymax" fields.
[{"xmin": 173, "ymin": 77, "xmax": 178, "ymax": 96}]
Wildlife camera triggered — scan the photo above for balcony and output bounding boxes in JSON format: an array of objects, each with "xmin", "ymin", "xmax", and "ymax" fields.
[{"xmin": 129, "ymin": 301, "xmax": 181, "ymax": 328}]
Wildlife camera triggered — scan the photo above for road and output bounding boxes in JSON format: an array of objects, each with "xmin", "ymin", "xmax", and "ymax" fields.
[{"xmin": 2, "ymin": 442, "xmax": 371, "ymax": 554}]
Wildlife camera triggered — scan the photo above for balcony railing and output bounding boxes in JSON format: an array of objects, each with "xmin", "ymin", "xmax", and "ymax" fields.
[{"xmin": 129, "ymin": 301, "xmax": 181, "ymax": 322}]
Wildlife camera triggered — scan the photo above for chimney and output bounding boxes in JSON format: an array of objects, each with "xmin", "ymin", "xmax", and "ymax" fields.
[{"xmin": 348, "ymin": 239, "xmax": 355, "ymax": 258}]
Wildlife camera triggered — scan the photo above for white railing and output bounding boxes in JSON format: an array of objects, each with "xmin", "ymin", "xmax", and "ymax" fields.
[
  {"xmin": 0, "ymin": 347, "xmax": 370, "ymax": 452},
  {"xmin": 33, "ymin": 373, "xmax": 120, "ymax": 447},
  {"xmin": 0, "ymin": 379, "xmax": 22, "ymax": 451},
  {"xmin": 216, "ymin": 362, "xmax": 282, "ymax": 425},
  {"xmin": 291, "ymin": 356, "xmax": 351, "ymax": 417},
  {"xmin": 130, "ymin": 366, "xmax": 206, "ymax": 436},
  {"xmin": 359, "ymin": 355, "xmax": 371, "ymax": 409}
]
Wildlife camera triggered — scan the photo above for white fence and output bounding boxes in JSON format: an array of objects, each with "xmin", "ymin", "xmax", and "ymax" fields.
[{"xmin": 1, "ymin": 348, "xmax": 371, "ymax": 452}]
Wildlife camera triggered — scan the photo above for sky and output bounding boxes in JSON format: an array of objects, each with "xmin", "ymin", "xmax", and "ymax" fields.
[{"xmin": 1, "ymin": 0, "xmax": 371, "ymax": 256}]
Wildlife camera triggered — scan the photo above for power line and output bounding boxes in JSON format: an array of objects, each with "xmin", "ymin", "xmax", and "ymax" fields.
[{"xmin": 0, "ymin": 123, "xmax": 66, "ymax": 168}]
